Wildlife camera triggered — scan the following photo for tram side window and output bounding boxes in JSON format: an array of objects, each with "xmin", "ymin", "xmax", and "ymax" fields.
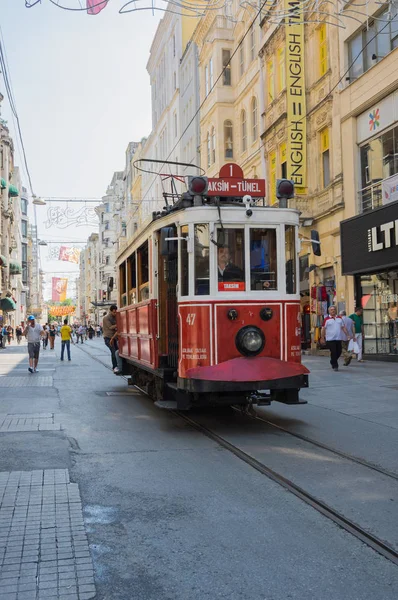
[
  {"xmin": 250, "ymin": 229, "xmax": 277, "ymax": 291},
  {"xmin": 181, "ymin": 225, "xmax": 189, "ymax": 296},
  {"xmin": 128, "ymin": 252, "xmax": 137, "ymax": 305},
  {"xmin": 285, "ymin": 225, "xmax": 297, "ymax": 294},
  {"xmin": 119, "ymin": 262, "xmax": 127, "ymax": 307},
  {"xmin": 137, "ymin": 241, "xmax": 150, "ymax": 302},
  {"xmin": 217, "ymin": 228, "xmax": 245, "ymax": 291},
  {"xmin": 194, "ymin": 224, "xmax": 210, "ymax": 295}
]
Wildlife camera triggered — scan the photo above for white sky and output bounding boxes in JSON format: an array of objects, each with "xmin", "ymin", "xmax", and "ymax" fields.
[{"xmin": 0, "ymin": 0, "xmax": 160, "ymax": 299}]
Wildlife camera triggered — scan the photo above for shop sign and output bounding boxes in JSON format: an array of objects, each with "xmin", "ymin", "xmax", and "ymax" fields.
[
  {"xmin": 285, "ymin": 0, "xmax": 307, "ymax": 191},
  {"xmin": 382, "ymin": 173, "xmax": 398, "ymax": 205},
  {"xmin": 357, "ymin": 91, "xmax": 398, "ymax": 144},
  {"xmin": 341, "ymin": 201, "xmax": 398, "ymax": 274}
]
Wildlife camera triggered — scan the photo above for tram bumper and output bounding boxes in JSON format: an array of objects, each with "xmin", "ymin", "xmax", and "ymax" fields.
[{"xmin": 179, "ymin": 356, "xmax": 309, "ymax": 400}]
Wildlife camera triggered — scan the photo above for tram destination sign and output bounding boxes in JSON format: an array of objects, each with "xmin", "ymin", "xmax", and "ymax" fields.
[{"xmin": 207, "ymin": 177, "xmax": 266, "ymax": 197}]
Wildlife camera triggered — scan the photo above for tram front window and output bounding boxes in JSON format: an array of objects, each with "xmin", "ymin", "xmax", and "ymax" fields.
[
  {"xmin": 217, "ymin": 229, "xmax": 245, "ymax": 291},
  {"xmin": 250, "ymin": 229, "xmax": 277, "ymax": 291},
  {"xmin": 195, "ymin": 224, "xmax": 210, "ymax": 295}
]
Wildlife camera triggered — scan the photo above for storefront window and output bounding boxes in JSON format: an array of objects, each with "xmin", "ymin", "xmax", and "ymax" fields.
[
  {"xmin": 194, "ymin": 224, "xmax": 210, "ymax": 295},
  {"xmin": 217, "ymin": 228, "xmax": 245, "ymax": 291},
  {"xmin": 360, "ymin": 273, "xmax": 398, "ymax": 355},
  {"xmin": 250, "ymin": 229, "xmax": 277, "ymax": 291}
]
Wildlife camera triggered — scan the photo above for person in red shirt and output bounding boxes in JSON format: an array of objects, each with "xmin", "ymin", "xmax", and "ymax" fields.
[{"xmin": 320, "ymin": 306, "xmax": 350, "ymax": 371}]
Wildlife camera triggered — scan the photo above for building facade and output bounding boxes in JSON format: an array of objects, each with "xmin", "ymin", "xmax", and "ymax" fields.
[{"xmin": 339, "ymin": 1, "xmax": 398, "ymax": 359}]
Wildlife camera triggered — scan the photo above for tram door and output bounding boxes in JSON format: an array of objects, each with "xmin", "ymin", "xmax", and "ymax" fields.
[{"xmin": 158, "ymin": 226, "xmax": 179, "ymax": 370}]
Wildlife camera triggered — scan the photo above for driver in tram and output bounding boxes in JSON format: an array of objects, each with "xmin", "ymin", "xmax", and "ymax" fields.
[{"xmin": 218, "ymin": 245, "xmax": 244, "ymax": 282}]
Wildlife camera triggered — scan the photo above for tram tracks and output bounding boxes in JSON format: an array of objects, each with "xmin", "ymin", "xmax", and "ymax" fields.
[
  {"xmin": 176, "ymin": 411, "xmax": 398, "ymax": 568},
  {"xmin": 75, "ymin": 344, "xmax": 398, "ymax": 567}
]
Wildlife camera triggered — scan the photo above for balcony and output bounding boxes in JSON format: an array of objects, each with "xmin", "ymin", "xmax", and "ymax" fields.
[{"xmin": 358, "ymin": 182, "xmax": 382, "ymax": 213}]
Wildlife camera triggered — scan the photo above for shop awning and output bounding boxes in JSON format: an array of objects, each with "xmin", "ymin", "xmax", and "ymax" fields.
[
  {"xmin": 0, "ymin": 297, "xmax": 16, "ymax": 312},
  {"xmin": 9, "ymin": 261, "xmax": 22, "ymax": 275},
  {"xmin": 8, "ymin": 185, "xmax": 19, "ymax": 197},
  {"xmin": 1, "ymin": 178, "xmax": 6, "ymax": 189},
  {"xmin": 0, "ymin": 255, "xmax": 8, "ymax": 267}
]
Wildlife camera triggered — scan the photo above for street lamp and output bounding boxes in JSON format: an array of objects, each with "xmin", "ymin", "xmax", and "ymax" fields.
[{"xmin": 32, "ymin": 196, "xmax": 46, "ymax": 206}]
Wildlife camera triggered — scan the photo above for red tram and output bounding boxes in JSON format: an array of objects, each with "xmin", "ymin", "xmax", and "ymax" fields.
[{"xmin": 116, "ymin": 169, "xmax": 309, "ymax": 410}]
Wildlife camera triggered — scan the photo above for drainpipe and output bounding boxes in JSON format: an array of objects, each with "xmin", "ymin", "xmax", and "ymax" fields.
[{"xmin": 258, "ymin": 54, "xmax": 267, "ymax": 200}]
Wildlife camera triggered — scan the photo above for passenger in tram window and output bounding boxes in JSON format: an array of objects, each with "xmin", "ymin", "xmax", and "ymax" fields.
[{"xmin": 217, "ymin": 246, "xmax": 244, "ymax": 282}]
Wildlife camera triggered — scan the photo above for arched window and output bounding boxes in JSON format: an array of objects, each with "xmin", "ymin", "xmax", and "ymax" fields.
[
  {"xmin": 251, "ymin": 97, "xmax": 258, "ymax": 143},
  {"xmin": 211, "ymin": 126, "xmax": 216, "ymax": 164},
  {"xmin": 207, "ymin": 132, "xmax": 211, "ymax": 168},
  {"xmin": 241, "ymin": 110, "xmax": 247, "ymax": 152},
  {"xmin": 224, "ymin": 121, "xmax": 233, "ymax": 159}
]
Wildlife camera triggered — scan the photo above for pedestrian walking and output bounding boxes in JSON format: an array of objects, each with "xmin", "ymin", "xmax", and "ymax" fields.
[
  {"xmin": 23, "ymin": 315, "xmax": 44, "ymax": 373},
  {"xmin": 6, "ymin": 325, "xmax": 13, "ymax": 345},
  {"xmin": 320, "ymin": 306, "xmax": 350, "ymax": 371},
  {"xmin": 88, "ymin": 325, "xmax": 94, "ymax": 340},
  {"xmin": 102, "ymin": 305, "xmax": 120, "ymax": 373},
  {"xmin": 349, "ymin": 307, "xmax": 365, "ymax": 362},
  {"xmin": 339, "ymin": 310, "xmax": 355, "ymax": 366},
  {"xmin": 42, "ymin": 326, "xmax": 49, "ymax": 350},
  {"xmin": 77, "ymin": 325, "xmax": 85, "ymax": 344},
  {"xmin": 60, "ymin": 319, "xmax": 73, "ymax": 361},
  {"xmin": 96, "ymin": 325, "xmax": 101, "ymax": 338},
  {"xmin": 15, "ymin": 325, "xmax": 23, "ymax": 344},
  {"xmin": 0, "ymin": 327, "xmax": 4, "ymax": 349},
  {"xmin": 49, "ymin": 324, "xmax": 56, "ymax": 350}
]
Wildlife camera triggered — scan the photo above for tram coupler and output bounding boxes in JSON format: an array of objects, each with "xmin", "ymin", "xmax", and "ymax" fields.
[{"xmin": 248, "ymin": 392, "xmax": 271, "ymax": 406}]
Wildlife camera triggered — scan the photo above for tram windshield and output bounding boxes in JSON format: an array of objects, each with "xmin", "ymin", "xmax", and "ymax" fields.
[
  {"xmin": 217, "ymin": 229, "xmax": 245, "ymax": 291},
  {"xmin": 250, "ymin": 229, "xmax": 277, "ymax": 291}
]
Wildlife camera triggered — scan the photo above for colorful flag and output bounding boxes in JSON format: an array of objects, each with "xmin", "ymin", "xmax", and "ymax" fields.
[
  {"xmin": 52, "ymin": 278, "xmax": 68, "ymax": 302},
  {"xmin": 58, "ymin": 246, "xmax": 81, "ymax": 264},
  {"xmin": 87, "ymin": 0, "xmax": 109, "ymax": 15}
]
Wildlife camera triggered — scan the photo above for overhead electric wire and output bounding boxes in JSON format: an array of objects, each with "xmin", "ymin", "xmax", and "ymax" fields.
[{"xmin": 0, "ymin": 34, "xmax": 36, "ymax": 196}]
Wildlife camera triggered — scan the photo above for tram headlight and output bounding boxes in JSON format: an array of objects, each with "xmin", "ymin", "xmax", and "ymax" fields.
[{"xmin": 235, "ymin": 326, "xmax": 265, "ymax": 357}]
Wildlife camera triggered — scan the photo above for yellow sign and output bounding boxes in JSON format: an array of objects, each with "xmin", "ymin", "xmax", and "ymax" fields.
[
  {"xmin": 49, "ymin": 306, "xmax": 76, "ymax": 316},
  {"xmin": 285, "ymin": 0, "xmax": 306, "ymax": 190}
]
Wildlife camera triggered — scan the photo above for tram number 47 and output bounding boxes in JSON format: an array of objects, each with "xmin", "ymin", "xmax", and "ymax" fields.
[{"xmin": 186, "ymin": 313, "xmax": 196, "ymax": 326}]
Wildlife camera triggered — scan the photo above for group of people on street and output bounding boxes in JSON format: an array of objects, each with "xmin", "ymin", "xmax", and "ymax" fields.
[{"xmin": 321, "ymin": 306, "xmax": 364, "ymax": 371}]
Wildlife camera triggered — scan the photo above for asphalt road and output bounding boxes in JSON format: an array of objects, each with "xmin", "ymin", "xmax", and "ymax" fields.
[{"xmin": 1, "ymin": 339, "xmax": 397, "ymax": 599}]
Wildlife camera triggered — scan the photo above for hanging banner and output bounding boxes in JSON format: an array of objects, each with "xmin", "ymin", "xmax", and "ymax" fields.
[
  {"xmin": 59, "ymin": 246, "xmax": 81, "ymax": 264},
  {"xmin": 52, "ymin": 278, "xmax": 68, "ymax": 302},
  {"xmin": 285, "ymin": 0, "xmax": 307, "ymax": 192},
  {"xmin": 49, "ymin": 306, "xmax": 76, "ymax": 317},
  {"xmin": 87, "ymin": 0, "xmax": 109, "ymax": 15}
]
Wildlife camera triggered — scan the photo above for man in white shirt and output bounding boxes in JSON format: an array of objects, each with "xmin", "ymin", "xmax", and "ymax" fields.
[
  {"xmin": 320, "ymin": 306, "xmax": 350, "ymax": 371},
  {"xmin": 23, "ymin": 315, "xmax": 44, "ymax": 373}
]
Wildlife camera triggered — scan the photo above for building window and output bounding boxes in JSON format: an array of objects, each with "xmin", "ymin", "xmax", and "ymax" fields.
[
  {"xmin": 21, "ymin": 197, "xmax": 28, "ymax": 215},
  {"xmin": 205, "ymin": 64, "xmax": 209, "ymax": 97},
  {"xmin": 250, "ymin": 26, "xmax": 256, "ymax": 62},
  {"xmin": 211, "ymin": 126, "xmax": 216, "ymax": 164},
  {"xmin": 209, "ymin": 57, "xmax": 214, "ymax": 89},
  {"xmin": 280, "ymin": 142, "xmax": 287, "ymax": 179},
  {"xmin": 21, "ymin": 220, "xmax": 28, "ymax": 238},
  {"xmin": 269, "ymin": 150, "xmax": 276, "ymax": 204},
  {"xmin": 349, "ymin": 9, "xmax": 398, "ymax": 79},
  {"xmin": 239, "ymin": 40, "xmax": 244, "ymax": 77},
  {"xmin": 320, "ymin": 127, "xmax": 330, "ymax": 188},
  {"xmin": 267, "ymin": 58, "xmax": 274, "ymax": 104},
  {"xmin": 359, "ymin": 124, "xmax": 398, "ymax": 211},
  {"xmin": 22, "ymin": 243, "xmax": 28, "ymax": 263},
  {"xmin": 222, "ymin": 49, "xmax": 231, "ymax": 85},
  {"xmin": 277, "ymin": 46, "xmax": 286, "ymax": 93},
  {"xmin": 319, "ymin": 23, "xmax": 328, "ymax": 77},
  {"xmin": 251, "ymin": 97, "xmax": 258, "ymax": 143},
  {"xmin": 241, "ymin": 110, "xmax": 247, "ymax": 152},
  {"xmin": 207, "ymin": 132, "xmax": 211, "ymax": 168},
  {"xmin": 224, "ymin": 120, "xmax": 233, "ymax": 158},
  {"xmin": 173, "ymin": 34, "xmax": 176, "ymax": 57},
  {"xmin": 173, "ymin": 71, "xmax": 177, "ymax": 90},
  {"xmin": 174, "ymin": 112, "xmax": 177, "ymax": 138}
]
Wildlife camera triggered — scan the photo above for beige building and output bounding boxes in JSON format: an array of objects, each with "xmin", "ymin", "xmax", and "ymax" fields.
[
  {"xmin": 193, "ymin": 3, "xmax": 263, "ymax": 179},
  {"xmin": 339, "ymin": 2, "xmax": 398, "ymax": 359}
]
